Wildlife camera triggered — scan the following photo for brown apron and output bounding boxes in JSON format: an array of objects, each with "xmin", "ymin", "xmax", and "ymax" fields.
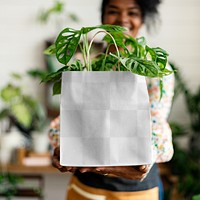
[{"xmin": 67, "ymin": 176, "xmax": 158, "ymax": 200}]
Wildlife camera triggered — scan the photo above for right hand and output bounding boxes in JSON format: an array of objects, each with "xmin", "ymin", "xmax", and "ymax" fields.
[{"xmin": 52, "ymin": 146, "xmax": 77, "ymax": 173}]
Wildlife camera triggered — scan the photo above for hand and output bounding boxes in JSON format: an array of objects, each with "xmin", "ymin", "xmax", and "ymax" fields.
[
  {"xmin": 52, "ymin": 146, "xmax": 77, "ymax": 173},
  {"xmin": 95, "ymin": 165, "xmax": 150, "ymax": 180},
  {"xmin": 79, "ymin": 165, "xmax": 150, "ymax": 180}
]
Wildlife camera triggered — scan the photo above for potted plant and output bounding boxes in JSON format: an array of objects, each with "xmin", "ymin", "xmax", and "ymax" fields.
[
  {"xmin": 170, "ymin": 62, "xmax": 200, "ymax": 158},
  {"xmin": 0, "ymin": 73, "xmax": 47, "ymax": 139},
  {"xmin": 42, "ymin": 24, "xmax": 174, "ymax": 166},
  {"xmin": 165, "ymin": 62, "xmax": 200, "ymax": 199},
  {"xmin": 43, "ymin": 25, "xmax": 172, "ymax": 93},
  {"xmin": 38, "ymin": 0, "xmax": 79, "ymax": 38}
]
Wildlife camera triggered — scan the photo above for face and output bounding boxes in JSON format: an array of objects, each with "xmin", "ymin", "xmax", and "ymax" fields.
[{"xmin": 102, "ymin": 0, "xmax": 143, "ymax": 38}]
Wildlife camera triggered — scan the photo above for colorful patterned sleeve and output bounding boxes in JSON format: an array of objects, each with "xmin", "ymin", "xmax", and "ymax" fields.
[
  {"xmin": 48, "ymin": 116, "xmax": 60, "ymax": 150},
  {"xmin": 146, "ymin": 67, "xmax": 175, "ymax": 163}
]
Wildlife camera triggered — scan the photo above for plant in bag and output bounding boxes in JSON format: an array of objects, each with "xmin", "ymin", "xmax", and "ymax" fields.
[
  {"xmin": 42, "ymin": 25, "xmax": 174, "ymax": 166},
  {"xmin": 42, "ymin": 24, "xmax": 173, "ymax": 95}
]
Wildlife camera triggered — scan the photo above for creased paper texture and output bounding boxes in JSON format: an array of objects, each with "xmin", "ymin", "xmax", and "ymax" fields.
[{"xmin": 60, "ymin": 72, "xmax": 152, "ymax": 166}]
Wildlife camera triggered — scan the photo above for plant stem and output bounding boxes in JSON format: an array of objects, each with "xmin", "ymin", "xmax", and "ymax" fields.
[
  {"xmin": 78, "ymin": 43, "xmax": 87, "ymax": 69},
  {"xmin": 102, "ymin": 44, "xmax": 110, "ymax": 71},
  {"xmin": 87, "ymin": 30, "xmax": 120, "ymax": 71},
  {"xmin": 82, "ymin": 34, "xmax": 90, "ymax": 71}
]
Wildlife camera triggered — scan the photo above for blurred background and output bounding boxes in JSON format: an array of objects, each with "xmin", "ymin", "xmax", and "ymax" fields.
[{"xmin": 0, "ymin": 0, "xmax": 200, "ymax": 199}]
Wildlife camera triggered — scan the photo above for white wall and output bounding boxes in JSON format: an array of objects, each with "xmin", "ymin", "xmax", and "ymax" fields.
[
  {"xmin": 0, "ymin": 0, "xmax": 200, "ymax": 199},
  {"xmin": 1, "ymin": 0, "xmax": 200, "ymax": 122}
]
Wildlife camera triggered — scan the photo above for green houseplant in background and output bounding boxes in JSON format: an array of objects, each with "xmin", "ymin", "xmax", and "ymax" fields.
[
  {"xmin": 0, "ymin": 73, "xmax": 48, "ymax": 196},
  {"xmin": 38, "ymin": 0, "xmax": 79, "ymax": 53},
  {"xmin": 0, "ymin": 173, "xmax": 23, "ymax": 200},
  {"xmin": 38, "ymin": 0, "xmax": 79, "ymax": 33},
  {"xmin": 0, "ymin": 72, "xmax": 47, "ymax": 139},
  {"xmin": 166, "ymin": 62, "xmax": 200, "ymax": 200}
]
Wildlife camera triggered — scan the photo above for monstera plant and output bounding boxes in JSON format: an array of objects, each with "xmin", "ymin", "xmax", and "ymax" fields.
[{"xmin": 42, "ymin": 24, "xmax": 173, "ymax": 96}]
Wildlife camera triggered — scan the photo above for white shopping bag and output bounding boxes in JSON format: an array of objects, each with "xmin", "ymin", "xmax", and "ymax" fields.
[{"xmin": 60, "ymin": 71, "xmax": 152, "ymax": 166}]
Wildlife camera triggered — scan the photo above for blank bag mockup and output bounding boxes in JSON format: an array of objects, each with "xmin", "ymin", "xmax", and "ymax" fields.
[{"xmin": 60, "ymin": 71, "xmax": 152, "ymax": 166}]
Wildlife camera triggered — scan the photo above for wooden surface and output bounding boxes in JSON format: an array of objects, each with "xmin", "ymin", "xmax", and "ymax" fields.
[
  {"xmin": 0, "ymin": 148, "xmax": 60, "ymax": 174},
  {"xmin": 0, "ymin": 164, "xmax": 58, "ymax": 174}
]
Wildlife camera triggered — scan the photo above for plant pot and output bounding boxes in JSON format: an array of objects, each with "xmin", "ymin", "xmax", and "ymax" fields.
[
  {"xmin": 0, "ymin": 131, "xmax": 25, "ymax": 165},
  {"xmin": 32, "ymin": 131, "xmax": 49, "ymax": 154}
]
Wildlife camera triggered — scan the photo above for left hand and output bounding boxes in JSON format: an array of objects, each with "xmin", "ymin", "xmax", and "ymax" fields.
[
  {"xmin": 52, "ymin": 146, "xmax": 77, "ymax": 173},
  {"xmin": 79, "ymin": 165, "xmax": 150, "ymax": 180}
]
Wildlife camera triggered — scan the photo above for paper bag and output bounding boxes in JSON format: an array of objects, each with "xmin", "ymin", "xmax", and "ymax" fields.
[{"xmin": 60, "ymin": 71, "xmax": 152, "ymax": 166}]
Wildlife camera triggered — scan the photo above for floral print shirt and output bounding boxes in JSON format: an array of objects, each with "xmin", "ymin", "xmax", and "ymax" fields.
[
  {"xmin": 146, "ymin": 71, "xmax": 174, "ymax": 163},
  {"xmin": 49, "ymin": 70, "xmax": 174, "ymax": 163}
]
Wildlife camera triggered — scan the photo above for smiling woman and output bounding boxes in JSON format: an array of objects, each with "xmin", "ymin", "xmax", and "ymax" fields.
[
  {"xmin": 102, "ymin": 0, "xmax": 143, "ymax": 37},
  {"xmin": 48, "ymin": 0, "xmax": 175, "ymax": 200},
  {"xmin": 101, "ymin": 0, "xmax": 161, "ymax": 33}
]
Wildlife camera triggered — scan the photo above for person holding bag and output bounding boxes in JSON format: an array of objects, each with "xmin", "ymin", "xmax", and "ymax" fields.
[{"xmin": 48, "ymin": 0, "xmax": 174, "ymax": 199}]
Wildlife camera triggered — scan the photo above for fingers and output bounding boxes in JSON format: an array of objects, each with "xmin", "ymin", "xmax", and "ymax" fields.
[
  {"xmin": 94, "ymin": 166, "xmax": 148, "ymax": 180},
  {"xmin": 51, "ymin": 147, "xmax": 150, "ymax": 179},
  {"xmin": 78, "ymin": 167, "xmax": 112, "ymax": 175},
  {"xmin": 52, "ymin": 147, "xmax": 77, "ymax": 173},
  {"xmin": 79, "ymin": 167, "xmax": 93, "ymax": 173},
  {"xmin": 95, "ymin": 167, "xmax": 126, "ymax": 178},
  {"xmin": 134, "ymin": 165, "xmax": 150, "ymax": 173},
  {"xmin": 52, "ymin": 147, "xmax": 62, "ymax": 169},
  {"xmin": 95, "ymin": 167, "xmax": 118, "ymax": 174}
]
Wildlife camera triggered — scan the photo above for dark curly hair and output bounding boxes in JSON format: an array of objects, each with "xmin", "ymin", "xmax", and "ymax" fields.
[{"xmin": 101, "ymin": 0, "xmax": 162, "ymax": 25}]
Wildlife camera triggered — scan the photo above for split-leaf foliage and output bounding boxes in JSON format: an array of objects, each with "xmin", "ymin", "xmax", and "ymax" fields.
[{"xmin": 42, "ymin": 24, "xmax": 174, "ymax": 96}]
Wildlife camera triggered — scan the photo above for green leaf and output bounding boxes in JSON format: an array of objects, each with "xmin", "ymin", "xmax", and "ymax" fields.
[
  {"xmin": 11, "ymin": 102, "xmax": 32, "ymax": 128},
  {"xmin": 103, "ymin": 31, "xmax": 126, "ymax": 49},
  {"xmin": 70, "ymin": 59, "xmax": 84, "ymax": 71},
  {"xmin": 44, "ymin": 44, "xmax": 56, "ymax": 55},
  {"xmin": 193, "ymin": 194, "xmax": 200, "ymax": 200},
  {"xmin": 41, "ymin": 66, "xmax": 68, "ymax": 83},
  {"xmin": 0, "ymin": 108, "xmax": 9, "ymax": 119},
  {"xmin": 99, "ymin": 24, "xmax": 126, "ymax": 32},
  {"xmin": 81, "ymin": 24, "xmax": 126, "ymax": 34},
  {"xmin": 124, "ymin": 36, "xmax": 146, "ymax": 58},
  {"xmin": 55, "ymin": 28, "xmax": 81, "ymax": 65},
  {"xmin": 10, "ymin": 73, "xmax": 22, "ymax": 80},
  {"xmin": 159, "ymin": 79, "xmax": 163, "ymax": 100},
  {"xmin": 0, "ymin": 84, "xmax": 21, "ymax": 102},
  {"xmin": 53, "ymin": 80, "xmax": 61, "ymax": 95},
  {"xmin": 69, "ymin": 13, "xmax": 79, "ymax": 22},
  {"xmin": 113, "ymin": 56, "xmax": 160, "ymax": 77},
  {"xmin": 151, "ymin": 47, "xmax": 168, "ymax": 70},
  {"xmin": 27, "ymin": 69, "xmax": 48, "ymax": 79},
  {"xmin": 146, "ymin": 46, "xmax": 157, "ymax": 61},
  {"xmin": 38, "ymin": 1, "xmax": 64, "ymax": 23},
  {"xmin": 136, "ymin": 37, "xmax": 146, "ymax": 47},
  {"xmin": 41, "ymin": 72, "xmax": 61, "ymax": 83}
]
